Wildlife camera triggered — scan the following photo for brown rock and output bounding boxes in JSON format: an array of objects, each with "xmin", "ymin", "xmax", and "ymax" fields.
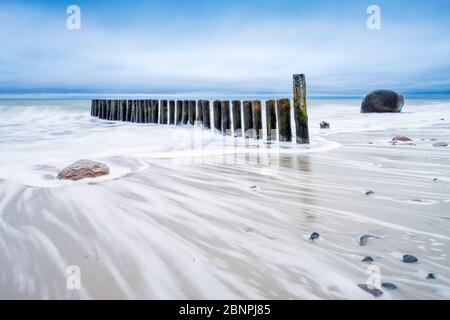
[
  {"xmin": 57, "ymin": 160, "xmax": 110, "ymax": 181},
  {"xmin": 392, "ymin": 136, "xmax": 412, "ymax": 142}
]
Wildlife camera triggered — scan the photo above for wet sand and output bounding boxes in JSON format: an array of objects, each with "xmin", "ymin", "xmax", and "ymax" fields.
[{"xmin": 1, "ymin": 125, "xmax": 449, "ymax": 299}]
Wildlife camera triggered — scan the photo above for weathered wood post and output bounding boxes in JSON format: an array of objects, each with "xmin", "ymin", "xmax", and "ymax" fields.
[
  {"xmin": 130, "ymin": 100, "xmax": 136, "ymax": 122},
  {"xmin": 266, "ymin": 100, "xmax": 277, "ymax": 141},
  {"xmin": 138, "ymin": 100, "xmax": 144, "ymax": 123},
  {"xmin": 160, "ymin": 100, "xmax": 168, "ymax": 124},
  {"xmin": 113, "ymin": 100, "xmax": 120, "ymax": 120},
  {"xmin": 126, "ymin": 100, "xmax": 132, "ymax": 122},
  {"xmin": 176, "ymin": 101, "xmax": 183, "ymax": 125},
  {"xmin": 197, "ymin": 100, "xmax": 203, "ymax": 123},
  {"xmin": 91, "ymin": 100, "xmax": 95, "ymax": 116},
  {"xmin": 95, "ymin": 100, "xmax": 100, "ymax": 117},
  {"xmin": 182, "ymin": 100, "xmax": 189, "ymax": 124},
  {"xmin": 221, "ymin": 100, "xmax": 231, "ymax": 136},
  {"xmin": 232, "ymin": 100, "xmax": 242, "ymax": 137},
  {"xmin": 151, "ymin": 100, "xmax": 159, "ymax": 123},
  {"xmin": 188, "ymin": 100, "xmax": 196, "ymax": 125},
  {"xmin": 120, "ymin": 100, "xmax": 127, "ymax": 121},
  {"xmin": 276, "ymin": 98, "xmax": 292, "ymax": 142},
  {"xmin": 293, "ymin": 74, "xmax": 309, "ymax": 144},
  {"xmin": 252, "ymin": 100, "xmax": 262, "ymax": 139},
  {"xmin": 98, "ymin": 100, "xmax": 103, "ymax": 119},
  {"xmin": 143, "ymin": 100, "xmax": 149, "ymax": 123},
  {"xmin": 202, "ymin": 100, "xmax": 211, "ymax": 129},
  {"xmin": 213, "ymin": 100, "xmax": 222, "ymax": 131},
  {"xmin": 169, "ymin": 100, "xmax": 175, "ymax": 124},
  {"xmin": 106, "ymin": 100, "xmax": 112, "ymax": 120},
  {"xmin": 243, "ymin": 101, "xmax": 253, "ymax": 138}
]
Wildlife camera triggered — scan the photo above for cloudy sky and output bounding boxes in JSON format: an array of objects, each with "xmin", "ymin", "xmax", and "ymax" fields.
[{"xmin": 1, "ymin": 0, "xmax": 449, "ymax": 95}]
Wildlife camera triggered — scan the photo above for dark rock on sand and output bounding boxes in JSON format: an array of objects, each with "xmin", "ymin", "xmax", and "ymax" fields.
[
  {"xmin": 366, "ymin": 190, "xmax": 375, "ymax": 196},
  {"xmin": 426, "ymin": 273, "xmax": 436, "ymax": 280},
  {"xmin": 362, "ymin": 256, "xmax": 374, "ymax": 263},
  {"xmin": 403, "ymin": 255, "xmax": 418, "ymax": 263},
  {"xmin": 361, "ymin": 90, "xmax": 404, "ymax": 113},
  {"xmin": 57, "ymin": 160, "xmax": 110, "ymax": 181},
  {"xmin": 392, "ymin": 136, "xmax": 412, "ymax": 142},
  {"xmin": 382, "ymin": 283, "xmax": 397, "ymax": 290},
  {"xmin": 320, "ymin": 121, "xmax": 330, "ymax": 129},
  {"xmin": 432, "ymin": 142, "xmax": 448, "ymax": 147},
  {"xmin": 360, "ymin": 235, "xmax": 380, "ymax": 246},
  {"xmin": 358, "ymin": 284, "xmax": 383, "ymax": 297},
  {"xmin": 309, "ymin": 232, "xmax": 320, "ymax": 241}
]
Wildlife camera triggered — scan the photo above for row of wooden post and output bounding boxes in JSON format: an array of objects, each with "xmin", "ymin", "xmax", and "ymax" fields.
[{"xmin": 90, "ymin": 74, "xmax": 309, "ymax": 143}]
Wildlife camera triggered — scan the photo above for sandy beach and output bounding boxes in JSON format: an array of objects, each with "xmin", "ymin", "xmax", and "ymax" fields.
[{"xmin": 0, "ymin": 99, "xmax": 449, "ymax": 299}]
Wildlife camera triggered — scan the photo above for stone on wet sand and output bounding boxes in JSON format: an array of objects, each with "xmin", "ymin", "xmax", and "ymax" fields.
[
  {"xmin": 358, "ymin": 284, "xmax": 383, "ymax": 297},
  {"xmin": 365, "ymin": 190, "xmax": 375, "ymax": 196},
  {"xmin": 382, "ymin": 283, "xmax": 397, "ymax": 290},
  {"xmin": 426, "ymin": 273, "xmax": 436, "ymax": 280},
  {"xmin": 309, "ymin": 232, "xmax": 320, "ymax": 241},
  {"xmin": 362, "ymin": 256, "xmax": 374, "ymax": 263},
  {"xmin": 57, "ymin": 160, "xmax": 110, "ymax": 181},
  {"xmin": 392, "ymin": 136, "xmax": 412, "ymax": 142},
  {"xmin": 402, "ymin": 254, "xmax": 418, "ymax": 263},
  {"xmin": 320, "ymin": 121, "xmax": 330, "ymax": 129},
  {"xmin": 432, "ymin": 142, "xmax": 448, "ymax": 147},
  {"xmin": 361, "ymin": 90, "xmax": 404, "ymax": 113},
  {"xmin": 360, "ymin": 234, "xmax": 380, "ymax": 246}
]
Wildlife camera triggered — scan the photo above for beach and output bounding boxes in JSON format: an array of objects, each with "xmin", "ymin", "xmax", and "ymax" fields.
[{"xmin": 0, "ymin": 98, "xmax": 449, "ymax": 299}]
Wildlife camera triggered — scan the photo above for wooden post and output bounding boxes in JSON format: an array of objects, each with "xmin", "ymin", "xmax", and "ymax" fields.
[
  {"xmin": 95, "ymin": 100, "xmax": 100, "ymax": 117},
  {"xmin": 221, "ymin": 101, "xmax": 231, "ymax": 135},
  {"xmin": 151, "ymin": 100, "xmax": 159, "ymax": 123},
  {"xmin": 176, "ymin": 101, "xmax": 183, "ymax": 125},
  {"xmin": 103, "ymin": 100, "xmax": 108, "ymax": 119},
  {"xmin": 142, "ymin": 100, "xmax": 148, "ymax": 123},
  {"xmin": 213, "ymin": 100, "xmax": 221, "ymax": 131},
  {"xmin": 91, "ymin": 100, "xmax": 95, "ymax": 116},
  {"xmin": 202, "ymin": 100, "xmax": 211, "ymax": 129},
  {"xmin": 131, "ymin": 100, "xmax": 136, "ymax": 122},
  {"xmin": 106, "ymin": 100, "xmax": 112, "ymax": 120},
  {"xmin": 232, "ymin": 100, "xmax": 242, "ymax": 137},
  {"xmin": 293, "ymin": 74, "xmax": 309, "ymax": 144},
  {"xmin": 197, "ymin": 100, "xmax": 203, "ymax": 123},
  {"xmin": 252, "ymin": 100, "xmax": 262, "ymax": 139},
  {"xmin": 160, "ymin": 100, "xmax": 168, "ymax": 124},
  {"xmin": 243, "ymin": 100, "xmax": 253, "ymax": 138},
  {"xmin": 120, "ymin": 100, "xmax": 127, "ymax": 121},
  {"xmin": 126, "ymin": 100, "xmax": 132, "ymax": 122},
  {"xmin": 277, "ymin": 98, "xmax": 292, "ymax": 142},
  {"xmin": 188, "ymin": 100, "xmax": 196, "ymax": 125},
  {"xmin": 169, "ymin": 100, "xmax": 175, "ymax": 124},
  {"xmin": 182, "ymin": 100, "xmax": 189, "ymax": 124},
  {"xmin": 266, "ymin": 99, "xmax": 277, "ymax": 141},
  {"xmin": 113, "ymin": 100, "xmax": 120, "ymax": 120}
]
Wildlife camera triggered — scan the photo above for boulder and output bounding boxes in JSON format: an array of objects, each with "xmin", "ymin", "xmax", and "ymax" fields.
[
  {"xmin": 57, "ymin": 160, "xmax": 110, "ymax": 181},
  {"xmin": 361, "ymin": 90, "xmax": 404, "ymax": 113}
]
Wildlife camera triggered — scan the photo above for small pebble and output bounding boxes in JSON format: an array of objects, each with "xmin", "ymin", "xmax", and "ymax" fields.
[
  {"xmin": 426, "ymin": 273, "xmax": 436, "ymax": 280},
  {"xmin": 382, "ymin": 283, "xmax": 397, "ymax": 290},
  {"xmin": 309, "ymin": 232, "xmax": 320, "ymax": 241},
  {"xmin": 365, "ymin": 190, "xmax": 375, "ymax": 196},
  {"xmin": 360, "ymin": 235, "xmax": 380, "ymax": 246},
  {"xmin": 403, "ymin": 255, "xmax": 418, "ymax": 263},
  {"xmin": 249, "ymin": 186, "xmax": 260, "ymax": 192},
  {"xmin": 433, "ymin": 178, "xmax": 438, "ymax": 182},
  {"xmin": 358, "ymin": 284, "xmax": 383, "ymax": 297},
  {"xmin": 362, "ymin": 256, "xmax": 374, "ymax": 263},
  {"xmin": 433, "ymin": 142, "xmax": 448, "ymax": 147},
  {"xmin": 320, "ymin": 121, "xmax": 330, "ymax": 129},
  {"xmin": 392, "ymin": 136, "xmax": 412, "ymax": 142}
]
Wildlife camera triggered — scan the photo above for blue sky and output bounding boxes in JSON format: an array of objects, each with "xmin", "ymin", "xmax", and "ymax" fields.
[{"xmin": 1, "ymin": 0, "xmax": 450, "ymax": 95}]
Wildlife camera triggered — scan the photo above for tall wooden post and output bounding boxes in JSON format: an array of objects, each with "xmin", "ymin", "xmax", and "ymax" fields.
[
  {"xmin": 121, "ymin": 100, "xmax": 127, "ymax": 121},
  {"xmin": 293, "ymin": 74, "xmax": 309, "ymax": 144},
  {"xmin": 266, "ymin": 100, "xmax": 277, "ymax": 141},
  {"xmin": 188, "ymin": 100, "xmax": 196, "ymax": 125},
  {"xmin": 160, "ymin": 100, "xmax": 168, "ymax": 124},
  {"xmin": 252, "ymin": 100, "xmax": 262, "ymax": 139},
  {"xmin": 197, "ymin": 100, "xmax": 203, "ymax": 123},
  {"xmin": 126, "ymin": 100, "xmax": 132, "ymax": 122},
  {"xmin": 277, "ymin": 99, "xmax": 292, "ymax": 142},
  {"xmin": 232, "ymin": 100, "xmax": 242, "ymax": 137},
  {"xmin": 202, "ymin": 100, "xmax": 211, "ymax": 129},
  {"xmin": 243, "ymin": 101, "xmax": 253, "ymax": 138},
  {"xmin": 106, "ymin": 100, "xmax": 112, "ymax": 120},
  {"xmin": 213, "ymin": 100, "xmax": 222, "ymax": 131},
  {"xmin": 176, "ymin": 101, "xmax": 183, "ymax": 125},
  {"xmin": 151, "ymin": 100, "xmax": 159, "ymax": 124},
  {"xmin": 182, "ymin": 100, "xmax": 189, "ymax": 124},
  {"xmin": 169, "ymin": 100, "xmax": 175, "ymax": 124},
  {"xmin": 221, "ymin": 100, "xmax": 231, "ymax": 136}
]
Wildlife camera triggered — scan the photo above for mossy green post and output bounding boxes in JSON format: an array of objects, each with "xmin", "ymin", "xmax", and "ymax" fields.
[{"xmin": 293, "ymin": 74, "xmax": 309, "ymax": 144}]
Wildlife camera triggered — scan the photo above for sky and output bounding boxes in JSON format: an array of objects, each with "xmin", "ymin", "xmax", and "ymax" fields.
[{"xmin": 0, "ymin": 0, "xmax": 450, "ymax": 95}]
